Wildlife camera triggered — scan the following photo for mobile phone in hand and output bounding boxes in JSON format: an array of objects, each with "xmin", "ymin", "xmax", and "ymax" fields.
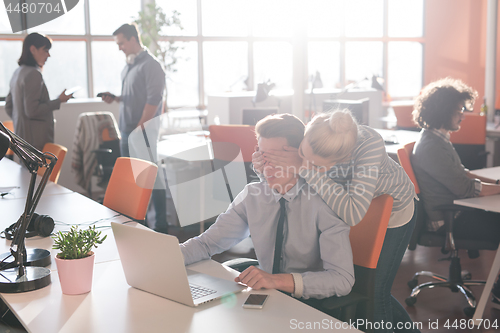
[
  {"xmin": 242, "ymin": 294, "xmax": 269, "ymax": 309},
  {"xmin": 97, "ymin": 92, "xmax": 116, "ymax": 99}
]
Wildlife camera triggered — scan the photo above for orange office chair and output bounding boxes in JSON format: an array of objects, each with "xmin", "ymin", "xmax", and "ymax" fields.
[
  {"xmin": 321, "ymin": 194, "xmax": 393, "ymax": 329},
  {"xmin": 450, "ymin": 113, "xmax": 488, "ymax": 170},
  {"xmin": 209, "ymin": 125, "xmax": 258, "ymax": 184},
  {"xmin": 37, "ymin": 143, "xmax": 67, "ymax": 183},
  {"xmin": 3, "ymin": 121, "xmax": 14, "ymax": 160},
  {"xmin": 397, "ymin": 142, "xmax": 497, "ymax": 316},
  {"xmin": 103, "ymin": 157, "xmax": 158, "ymax": 221},
  {"xmin": 393, "ymin": 104, "xmax": 419, "ymax": 131}
]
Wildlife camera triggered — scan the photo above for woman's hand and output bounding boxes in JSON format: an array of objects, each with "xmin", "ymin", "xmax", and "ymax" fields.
[
  {"xmin": 251, "ymin": 145, "xmax": 266, "ymax": 174},
  {"xmin": 58, "ymin": 89, "xmax": 72, "ymax": 103},
  {"xmin": 262, "ymin": 146, "xmax": 303, "ymax": 176}
]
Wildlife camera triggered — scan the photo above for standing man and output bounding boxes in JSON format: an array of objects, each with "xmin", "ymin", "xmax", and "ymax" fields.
[{"xmin": 101, "ymin": 23, "xmax": 168, "ymax": 233}]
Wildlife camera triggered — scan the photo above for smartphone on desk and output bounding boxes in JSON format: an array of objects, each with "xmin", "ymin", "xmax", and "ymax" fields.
[{"xmin": 242, "ymin": 294, "xmax": 269, "ymax": 309}]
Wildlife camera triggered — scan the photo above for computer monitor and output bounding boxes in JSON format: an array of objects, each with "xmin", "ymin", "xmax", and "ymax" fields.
[
  {"xmin": 322, "ymin": 99, "xmax": 370, "ymax": 125},
  {"xmin": 241, "ymin": 108, "xmax": 279, "ymax": 125}
]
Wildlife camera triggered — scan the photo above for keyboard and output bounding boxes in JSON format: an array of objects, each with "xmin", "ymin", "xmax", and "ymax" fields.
[{"xmin": 190, "ymin": 284, "xmax": 217, "ymax": 300}]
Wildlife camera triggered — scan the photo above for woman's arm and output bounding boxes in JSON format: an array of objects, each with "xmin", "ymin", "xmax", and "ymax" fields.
[{"xmin": 300, "ymin": 136, "xmax": 384, "ymax": 226}]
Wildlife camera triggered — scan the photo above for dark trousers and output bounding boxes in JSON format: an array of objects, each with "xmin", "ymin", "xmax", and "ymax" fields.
[
  {"xmin": 374, "ymin": 204, "xmax": 420, "ymax": 333},
  {"xmin": 120, "ymin": 130, "xmax": 168, "ymax": 232}
]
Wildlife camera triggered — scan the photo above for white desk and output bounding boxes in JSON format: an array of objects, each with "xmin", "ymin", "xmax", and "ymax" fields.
[
  {"xmin": 453, "ymin": 167, "xmax": 500, "ymax": 325},
  {"xmin": 0, "ymin": 158, "xmax": 73, "ymax": 199},
  {"xmin": 1, "ymin": 259, "xmax": 359, "ymax": 333},
  {"xmin": 0, "ymin": 192, "xmax": 132, "ymax": 269},
  {"xmin": 0, "ymin": 156, "xmax": 360, "ymax": 333}
]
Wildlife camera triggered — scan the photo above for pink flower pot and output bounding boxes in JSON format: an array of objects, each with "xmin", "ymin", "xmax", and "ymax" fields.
[{"xmin": 55, "ymin": 252, "xmax": 95, "ymax": 295}]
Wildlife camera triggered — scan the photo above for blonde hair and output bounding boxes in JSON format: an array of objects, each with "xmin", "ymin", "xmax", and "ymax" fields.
[
  {"xmin": 255, "ymin": 114, "xmax": 304, "ymax": 148},
  {"xmin": 305, "ymin": 109, "xmax": 358, "ymax": 163}
]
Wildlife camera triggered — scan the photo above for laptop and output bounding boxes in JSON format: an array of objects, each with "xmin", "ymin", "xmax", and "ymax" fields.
[{"xmin": 111, "ymin": 222, "xmax": 246, "ymax": 307}]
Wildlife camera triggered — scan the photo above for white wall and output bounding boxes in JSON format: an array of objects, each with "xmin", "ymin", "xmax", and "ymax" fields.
[{"xmin": 0, "ymin": 99, "xmax": 119, "ymax": 193}]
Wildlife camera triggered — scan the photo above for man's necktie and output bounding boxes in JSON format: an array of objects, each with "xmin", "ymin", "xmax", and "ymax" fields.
[{"xmin": 272, "ymin": 198, "xmax": 287, "ymax": 274}]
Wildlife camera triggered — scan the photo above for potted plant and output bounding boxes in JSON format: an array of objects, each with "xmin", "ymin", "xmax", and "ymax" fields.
[{"xmin": 53, "ymin": 225, "xmax": 107, "ymax": 295}]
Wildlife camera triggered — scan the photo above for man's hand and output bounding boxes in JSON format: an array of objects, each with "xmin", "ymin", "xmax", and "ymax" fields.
[
  {"xmin": 100, "ymin": 92, "xmax": 116, "ymax": 104},
  {"xmin": 235, "ymin": 266, "xmax": 294, "ymax": 293}
]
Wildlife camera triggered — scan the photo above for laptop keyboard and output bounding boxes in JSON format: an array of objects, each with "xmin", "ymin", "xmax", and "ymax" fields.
[{"xmin": 190, "ymin": 284, "xmax": 217, "ymax": 300}]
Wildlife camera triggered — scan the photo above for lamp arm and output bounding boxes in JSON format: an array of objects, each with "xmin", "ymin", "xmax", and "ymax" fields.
[{"xmin": 0, "ymin": 122, "xmax": 57, "ymax": 270}]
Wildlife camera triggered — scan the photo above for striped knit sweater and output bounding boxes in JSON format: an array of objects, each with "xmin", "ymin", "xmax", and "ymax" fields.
[{"xmin": 300, "ymin": 125, "xmax": 415, "ymax": 227}]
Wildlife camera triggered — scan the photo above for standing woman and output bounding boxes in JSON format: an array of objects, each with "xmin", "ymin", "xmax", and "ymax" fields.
[
  {"xmin": 5, "ymin": 32, "xmax": 72, "ymax": 151},
  {"xmin": 253, "ymin": 109, "xmax": 419, "ymax": 333}
]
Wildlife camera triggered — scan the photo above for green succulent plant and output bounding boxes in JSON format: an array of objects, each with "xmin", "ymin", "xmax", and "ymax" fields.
[{"xmin": 52, "ymin": 226, "xmax": 107, "ymax": 260}]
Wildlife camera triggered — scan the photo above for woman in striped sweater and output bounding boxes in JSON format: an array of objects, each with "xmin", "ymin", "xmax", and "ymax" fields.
[{"xmin": 253, "ymin": 109, "xmax": 418, "ymax": 333}]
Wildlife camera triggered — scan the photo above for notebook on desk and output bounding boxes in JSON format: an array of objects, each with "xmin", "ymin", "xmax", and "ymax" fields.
[{"xmin": 111, "ymin": 222, "xmax": 246, "ymax": 307}]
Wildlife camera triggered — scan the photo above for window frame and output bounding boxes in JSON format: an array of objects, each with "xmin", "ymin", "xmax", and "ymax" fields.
[{"xmin": 0, "ymin": 0, "xmax": 425, "ymax": 108}]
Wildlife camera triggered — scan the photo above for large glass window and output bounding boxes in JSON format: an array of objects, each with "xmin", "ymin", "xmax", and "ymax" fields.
[
  {"xmin": 32, "ymin": 0, "xmax": 85, "ymax": 35},
  {"xmin": 345, "ymin": 42, "xmax": 383, "ymax": 84},
  {"xmin": 388, "ymin": 0, "xmax": 424, "ymax": 37},
  {"xmin": 308, "ymin": 42, "xmax": 341, "ymax": 89},
  {"xmin": 388, "ymin": 42, "xmax": 423, "ymax": 97},
  {"xmin": 91, "ymin": 41, "xmax": 125, "ymax": 97},
  {"xmin": 201, "ymin": 0, "xmax": 250, "ymax": 37},
  {"xmin": 0, "ymin": 41, "xmax": 22, "ymax": 97},
  {"xmin": 0, "ymin": 0, "xmax": 425, "ymax": 109},
  {"xmin": 345, "ymin": 0, "xmax": 384, "ymax": 37},
  {"xmin": 89, "ymin": 0, "xmax": 141, "ymax": 35},
  {"xmin": 203, "ymin": 42, "xmax": 248, "ymax": 98},
  {"xmin": 166, "ymin": 42, "xmax": 198, "ymax": 107},
  {"xmin": 157, "ymin": 0, "xmax": 198, "ymax": 36},
  {"xmin": 43, "ymin": 41, "xmax": 88, "ymax": 99},
  {"xmin": 254, "ymin": 42, "xmax": 293, "ymax": 90}
]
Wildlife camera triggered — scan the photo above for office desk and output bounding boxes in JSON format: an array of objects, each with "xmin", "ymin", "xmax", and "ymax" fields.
[
  {"xmin": 0, "ymin": 158, "xmax": 73, "ymax": 199},
  {"xmin": 0, "ymin": 158, "xmax": 359, "ymax": 333},
  {"xmin": 453, "ymin": 167, "xmax": 500, "ymax": 325},
  {"xmin": 1, "ymin": 259, "xmax": 359, "ymax": 333},
  {"xmin": 0, "ymin": 192, "xmax": 131, "ymax": 269},
  {"xmin": 375, "ymin": 128, "xmax": 421, "ymax": 161}
]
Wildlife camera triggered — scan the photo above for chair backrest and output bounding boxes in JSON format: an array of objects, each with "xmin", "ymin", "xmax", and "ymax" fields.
[
  {"xmin": 103, "ymin": 157, "xmax": 158, "ymax": 220},
  {"xmin": 396, "ymin": 142, "xmax": 420, "ymax": 194},
  {"xmin": 38, "ymin": 143, "xmax": 67, "ymax": 183},
  {"xmin": 209, "ymin": 125, "xmax": 257, "ymax": 162},
  {"xmin": 393, "ymin": 104, "xmax": 418, "ymax": 130},
  {"xmin": 450, "ymin": 112, "xmax": 486, "ymax": 145},
  {"xmin": 450, "ymin": 113, "xmax": 487, "ymax": 170},
  {"xmin": 350, "ymin": 194, "xmax": 393, "ymax": 269},
  {"xmin": 3, "ymin": 120, "xmax": 14, "ymax": 157},
  {"xmin": 348, "ymin": 194, "xmax": 393, "ymax": 325}
]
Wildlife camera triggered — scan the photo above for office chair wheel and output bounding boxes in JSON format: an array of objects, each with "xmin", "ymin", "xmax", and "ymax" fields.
[
  {"xmin": 405, "ymin": 296, "xmax": 417, "ymax": 306},
  {"xmin": 407, "ymin": 279, "xmax": 418, "ymax": 289},
  {"xmin": 461, "ymin": 270, "xmax": 472, "ymax": 280},
  {"xmin": 463, "ymin": 306, "xmax": 475, "ymax": 317}
]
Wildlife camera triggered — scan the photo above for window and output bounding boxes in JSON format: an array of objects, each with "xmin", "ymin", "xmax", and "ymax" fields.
[
  {"xmin": 0, "ymin": 41, "xmax": 22, "ymax": 97},
  {"xmin": 89, "ymin": 0, "xmax": 141, "ymax": 35},
  {"xmin": 0, "ymin": 0, "xmax": 424, "ymax": 108},
  {"xmin": 203, "ymin": 42, "xmax": 248, "ymax": 97}
]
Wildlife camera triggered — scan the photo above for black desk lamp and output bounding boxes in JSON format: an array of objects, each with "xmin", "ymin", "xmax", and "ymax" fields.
[{"xmin": 0, "ymin": 122, "xmax": 55, "ymax": 293}]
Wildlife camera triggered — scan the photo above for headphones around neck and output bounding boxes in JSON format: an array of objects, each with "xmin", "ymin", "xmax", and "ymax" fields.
[{"xmin": 3, "ymin": 213, "xmax": 54, "ymax": 240}]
